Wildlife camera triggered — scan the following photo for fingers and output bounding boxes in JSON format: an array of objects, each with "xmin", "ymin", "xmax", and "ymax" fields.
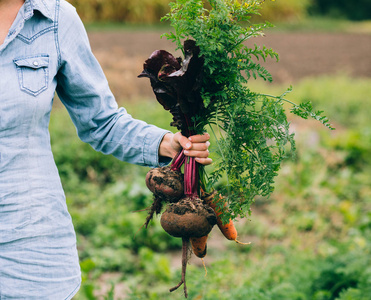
[
  {"xmin": 188, "ymin": 133, "xmax": 210, "ymax": 143},
  {"xmin": 175, "ymin": 133, "xmax": 193, "ymax": 150},
  {"xmin": 195, "ymin": 157, "xmax": 213, "ymax": 165},
  {"xmin": 176, "ymin": 133, "xmax": 210, "ymax": 149},
  {"xmin": 175, "ymin": 133, "xmax": 210, "ymax": 149},
  {"xmin": 184, "ymin": 135, "xmax": 212, "ymax": 165},
  {"xmin": 184, "ymin": 149, "xmax": 212, "ymax": 165},
  {"xmin": 184, "ymin": 141, "xmax": 210, "ymax": 152},
  {"xmin": 172, "ymin": 132, "xmax": 212, "ymax": 165}
]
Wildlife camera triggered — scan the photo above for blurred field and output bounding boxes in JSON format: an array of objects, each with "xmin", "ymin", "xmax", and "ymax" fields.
[
  {"xmin": 83, "ymin": 30, "xmax": 371, "ymax": 103},
  {"xmin": 49, "ymin": 11, "xmax": 371, "ymax": 300},
  {"xmin": 66, "ymin": 0, "xmax": 311, "ymax": 23}
]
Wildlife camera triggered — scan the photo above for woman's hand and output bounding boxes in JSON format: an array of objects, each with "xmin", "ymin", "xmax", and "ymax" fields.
[{"xmin": 159, "ymin": 132, "xmax": 212, "ymax": 165}]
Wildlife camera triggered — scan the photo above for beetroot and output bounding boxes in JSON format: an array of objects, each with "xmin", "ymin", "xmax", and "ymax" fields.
[
  {"xmin": 143, "ymin": 166, "xmax": 184, "ymax": 229},
  {"xmin": 160, "ymin": 197, "xmax": 217, "ymax": 238},
  {"xmin": 145, "ymin": 166, "xmax": 184, "ymax": 202},
  {"xmin": 160, "ymin": 196, "xmax": 216, "ymax": 298}
]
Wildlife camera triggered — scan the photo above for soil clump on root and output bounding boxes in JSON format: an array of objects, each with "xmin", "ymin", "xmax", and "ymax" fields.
[
  {"xmin": 144, "ymin": 166, "xmax": 184, "ymax": 228},
  {"xmin": 160, "ymin": 197, "xmax": 217, "ymax": 298},
  {"xmin": 145, "ymin": 166, "xmax": 184, "ymax": 202},
  {"xmin": 160, "ymin": 197, "xmax": 217, "ymax": 238}
]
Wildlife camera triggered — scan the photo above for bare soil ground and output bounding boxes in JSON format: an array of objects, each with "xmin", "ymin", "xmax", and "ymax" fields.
[{"xmin": 87, "ymin": 31, "xmax": 371, "ymax": 101}]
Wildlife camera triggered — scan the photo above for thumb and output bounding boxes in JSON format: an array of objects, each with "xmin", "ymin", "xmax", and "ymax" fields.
[{"xmin": 174, "ymin": 132, "xmax": 192, "ymax": 150}]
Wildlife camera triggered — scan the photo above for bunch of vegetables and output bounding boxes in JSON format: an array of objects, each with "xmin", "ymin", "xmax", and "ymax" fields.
[{"xmin": 138, "ymin": 0, "xmax": 333, "ymax": 297}]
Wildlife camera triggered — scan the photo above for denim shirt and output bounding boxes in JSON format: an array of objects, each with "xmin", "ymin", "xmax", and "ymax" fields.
[{"xmin": 0, "ymin": 0, "xmax": 169, "ymax": 298}]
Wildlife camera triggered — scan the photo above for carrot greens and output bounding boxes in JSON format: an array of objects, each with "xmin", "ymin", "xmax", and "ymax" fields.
[{"xmin": 159, "ymin": 0, "xmax": 333, "ymax": 222}]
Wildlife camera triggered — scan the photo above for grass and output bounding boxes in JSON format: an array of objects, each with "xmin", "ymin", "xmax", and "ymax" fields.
[
  {"xmin": 246, "ymin": 74, "xmax": 371, "ymax": 129},
  {"xmin": 267, "ymin": 16, "xmax": 371, "ymax": 34},
  {"xmin": 50, "ymin": 74, "xmax": 371, "ymax": 299}
]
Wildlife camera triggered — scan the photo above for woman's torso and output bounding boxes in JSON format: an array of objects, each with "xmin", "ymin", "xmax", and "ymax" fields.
[{"xmin": 0, "ymin": 0, "xmax": 81, "ymax": 298}]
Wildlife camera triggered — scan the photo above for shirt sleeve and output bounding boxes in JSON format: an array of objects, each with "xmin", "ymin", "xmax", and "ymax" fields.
[{"xmin": 55, "ymin": 2, "xmax": 171, "ymax": 167}]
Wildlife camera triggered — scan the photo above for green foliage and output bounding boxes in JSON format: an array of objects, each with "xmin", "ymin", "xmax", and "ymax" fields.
[
  {"xmin": 67, "ymin": 0, "xmax": 171, "ymax": 23},
  {"xmin": 249, "ymin": 75, "xmax": 371, "ymax": 129},
  {"xmin": 161, "ymin": 0, "xmax": 332, "ymax": 222},
  {"xmin": 309, "ymin": 0, "xmax": 371, "ymax": 21},
  {"xmin": 50, "ymin": 74, "xmax": 371, "ymax": 299},
  {"xmin": 162, "ymin": 0, "xmax": 278, "ymax": 83},
  {"xmin": 310, "ymin": 248, "xmax": 371, "ymax": 299},
  {"xmin": 66, "ymin": 0, "xmax": 314, "ymax": 24},
  {"xmin": 259, "ymin": 0, "xmax": 312, "ymax": 22},
  {"xmin": 289, "ymin": 100, "xmax": 334, "ymax": 130}
]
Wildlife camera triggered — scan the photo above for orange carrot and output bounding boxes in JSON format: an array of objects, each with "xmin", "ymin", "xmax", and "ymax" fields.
[
  {"xmin": 190, "ymin": 235, "xmax": 208, "ymax": 258},
  {"xmin": 202, "ymin": 191, "xmax": 250, "ymax": 245}
]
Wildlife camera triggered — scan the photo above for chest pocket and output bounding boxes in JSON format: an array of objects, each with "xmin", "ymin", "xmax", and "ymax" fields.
[{"xmin": 14, "ymin": 54, "xmax": 49, "ymax": 97}]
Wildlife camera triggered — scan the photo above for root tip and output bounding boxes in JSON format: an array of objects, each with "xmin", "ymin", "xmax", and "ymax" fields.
[
  {"xmin": 169, "ymin": 280, "xmax": 188, "ymax": 298},
  {"xmin": 235, "ymin": 239, "xmax": 251, "ymax": 245},
  {"xmin": 201, "ymin": 258, "xmax": 207, "ymax": 277}
]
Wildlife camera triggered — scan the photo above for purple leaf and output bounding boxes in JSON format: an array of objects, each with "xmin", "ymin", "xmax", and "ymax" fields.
[{"xmin": 139, "ymin": 40, "xmax": 205, "ymax": 136}]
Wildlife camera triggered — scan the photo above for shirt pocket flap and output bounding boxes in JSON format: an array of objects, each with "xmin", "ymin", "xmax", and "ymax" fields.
[{"xmin": 14, "ymin": 55, "xmax": 49, "ymax": 69}]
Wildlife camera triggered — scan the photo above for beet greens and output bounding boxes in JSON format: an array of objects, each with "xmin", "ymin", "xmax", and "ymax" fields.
[{"xmin": 159, "ymin": 0, "xmax": 333, "ymax": 223}]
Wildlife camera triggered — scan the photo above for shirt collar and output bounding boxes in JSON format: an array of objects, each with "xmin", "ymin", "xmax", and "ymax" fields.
[{"xmin": 24, "ymin": 0, "xmax": 54, "ymax": 22}]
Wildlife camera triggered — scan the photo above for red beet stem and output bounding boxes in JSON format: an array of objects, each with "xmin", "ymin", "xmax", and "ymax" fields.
[
  {"xmin": 171, "ymin": 114, "xmax": 199, "ymax": 197},
  {"xmin": 184, "ymin": 156, "xmax": 199, "ymax": 198},
  {"xmin": 171, "ymin": 150, "xmax": 186, "ymax": 171}
]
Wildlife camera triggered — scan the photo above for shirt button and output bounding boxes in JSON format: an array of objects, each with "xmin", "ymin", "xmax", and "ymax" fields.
[{"xmin": 33, "ymin": 61, "xmax": 39, "ymax": 67}]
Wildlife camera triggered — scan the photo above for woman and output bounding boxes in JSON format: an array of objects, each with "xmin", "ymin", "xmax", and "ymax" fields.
[{"xmin": 0, "ymin": 0, "xmax": 211, "ymax": 298}]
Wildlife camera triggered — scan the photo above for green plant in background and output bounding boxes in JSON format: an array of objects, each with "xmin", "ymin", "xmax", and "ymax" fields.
[
  {"xmin": 309, "ymin": 0, "xmax": 371, "ymax": 21},
  {"xmin": 248, "ymin": 75, "xmax": 371, "ymax": 130},
  {"xmin": 158, "ymin": 0, "xmax": 333, "ymax": 222},
  {"xmin": 50, "ymin": 73, "xmax": 371, "ymax": 299},
  {"xmin": 67, "ymin": 0, "xmax": 172, "ymax": 23},
  {"xmin": 66, "ymin": 0, "xmax": 313, "ymax": 24},
  {"xmin": 67, "ymin": 0, "xmax": 371, "ymax": 26},
  {"xmin": 259, "ymin": 0, "xmax": 312, "ymax": 22}
]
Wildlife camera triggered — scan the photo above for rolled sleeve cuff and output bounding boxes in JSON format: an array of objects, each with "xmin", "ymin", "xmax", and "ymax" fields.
[{"xmin": 143, "ymin": 128, "xmax": 172, "ymax": 168}]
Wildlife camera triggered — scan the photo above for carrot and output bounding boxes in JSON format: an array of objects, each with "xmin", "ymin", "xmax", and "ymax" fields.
[
  {"xmin": 190, "ymin": 235, "xmax": 208, "ymax": 258},
  {"xmin": 202, "ymin": 191, "xmax": 250, "ymax": 245}
]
